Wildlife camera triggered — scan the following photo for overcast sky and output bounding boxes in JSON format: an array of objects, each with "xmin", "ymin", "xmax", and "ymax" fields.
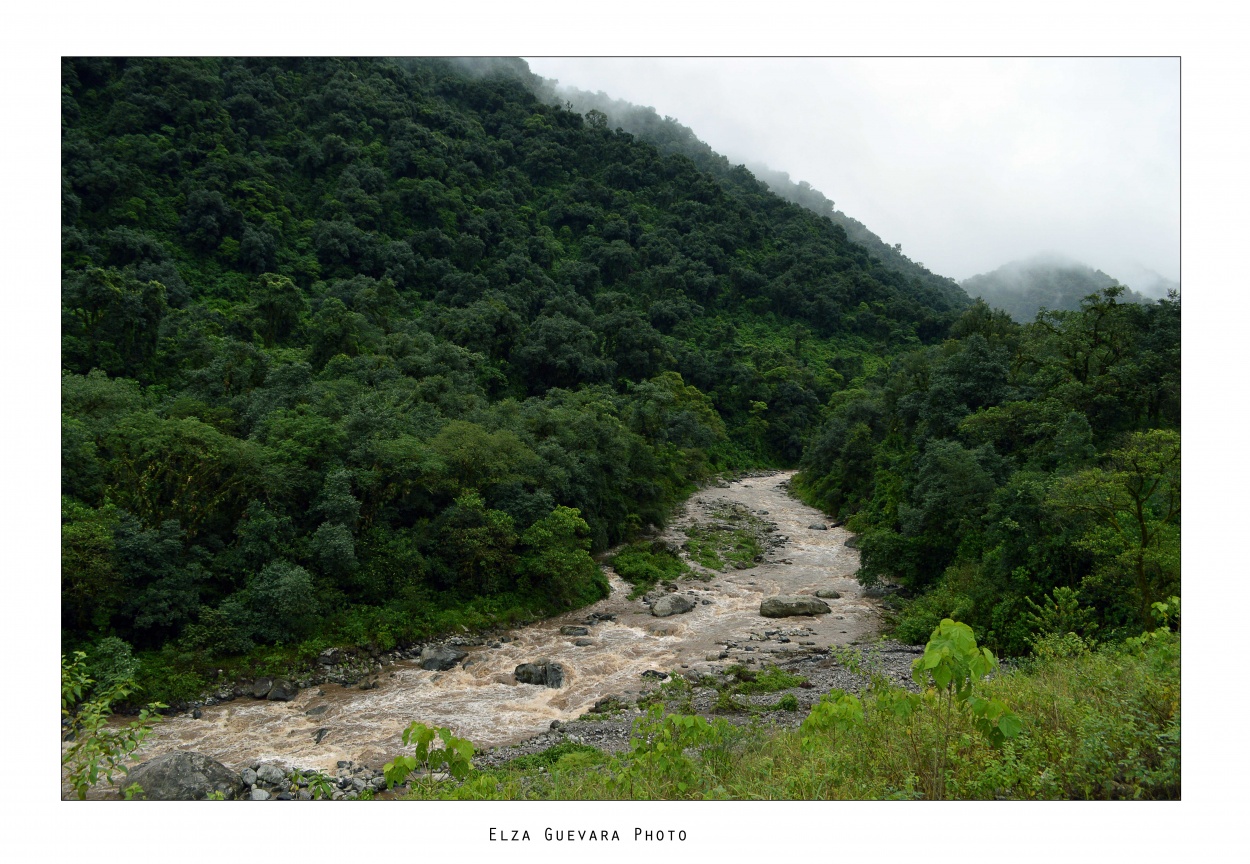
[{"xmin": 524, "ymin": 58, "xmax": 1180, "ymax": 291}]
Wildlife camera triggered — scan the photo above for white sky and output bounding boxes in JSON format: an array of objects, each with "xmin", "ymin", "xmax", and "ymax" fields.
[{"xmin": 526, "ymin": 57, "xmax": 1180, "ymax": 287}]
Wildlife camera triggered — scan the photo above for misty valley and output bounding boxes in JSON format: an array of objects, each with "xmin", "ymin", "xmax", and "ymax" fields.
[{"xmin": 60, "ymin": 57, "xmax": 1179, "ymax": 802}]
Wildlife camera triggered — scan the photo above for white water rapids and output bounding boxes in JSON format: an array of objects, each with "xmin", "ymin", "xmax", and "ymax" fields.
[{"xmin": 72, "ymin": 471, "xmax": 881, "ymax": 792}]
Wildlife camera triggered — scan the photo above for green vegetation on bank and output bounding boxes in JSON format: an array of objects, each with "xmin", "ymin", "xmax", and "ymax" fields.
[
  {"xmin": 794, "ymin": 287, "xmax": 1180, "ymax": 655},
  {"xmin": 608, "ymin": 541, "xmax": 691, "ymax": 598},
  {"xmin": 394, "ymin": 613, "xmax": 1179, "ymax": 800}
]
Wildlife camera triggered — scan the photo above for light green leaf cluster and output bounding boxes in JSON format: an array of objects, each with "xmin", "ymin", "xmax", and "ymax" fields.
[{"xmin": 383, "ymin": 722, "xmax": 475, "ymax": 790}]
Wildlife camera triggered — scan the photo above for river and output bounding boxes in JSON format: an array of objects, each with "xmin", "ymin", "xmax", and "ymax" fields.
[{"xmin": 70, "ymin": 470, "xmax": 880, "ymax": 793}]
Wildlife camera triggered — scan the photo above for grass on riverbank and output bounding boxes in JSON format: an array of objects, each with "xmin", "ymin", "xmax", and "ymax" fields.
[
  {"xmin": 608, "ymin": 541, "xmax": 693, "ymax": 599},
  {"xmin": 683, "ymin": 503, "xmax": 767, "ymax": 572},
  {"xmin": 397, "ymin": 627, "xmax": 1179, "ymax": 800}
]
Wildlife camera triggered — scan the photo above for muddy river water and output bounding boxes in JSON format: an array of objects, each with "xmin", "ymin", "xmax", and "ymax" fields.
[{"xmin": 94, "ymin": 471, "xmax": 879, "ymax": 783}]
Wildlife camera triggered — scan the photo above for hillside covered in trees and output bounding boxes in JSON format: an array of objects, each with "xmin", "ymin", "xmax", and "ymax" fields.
[
  {"xmin": 794, "ymin": 287, "xmax": 1179, "ymax": 653},
  {"xmin": 61, "ymin": 57, "xmax": 994, "ymax": 700}
]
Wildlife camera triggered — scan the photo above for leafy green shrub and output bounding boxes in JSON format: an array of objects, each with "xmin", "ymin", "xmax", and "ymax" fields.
[
  {"xmin": 609, "ymin": 541, "xmax": 690, "ymax": 598},
  {"xmin": 62, "ymin": 650, "xmax": 163, "ymax": 800},
  {"xmin": 501, "ymin": 742, "xmax": 605, "ymax": 772},
  {"xmin": 383, "ymin": 722, "xmax": 475, "ymax": 790},
  {"xmin": 610, "ymin": 707, "xmax": 734, "ymax": 799},
  {"xmin": 892, "ymin": 573, "xmax": 975, "ymax": 644},
  {"xmin": 735, "ymin": 664, "xmax": 806, "ymax": 694},
  {"xmin": 85, "ymin": 636, "xmax": 138, "ymax": 694},
  {"xmin": 521, "ymin": 506, "xmax": 607, "ymax": 607}
]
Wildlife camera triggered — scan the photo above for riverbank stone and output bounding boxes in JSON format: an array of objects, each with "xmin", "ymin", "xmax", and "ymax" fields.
[
  {"xmin": 267, "ymin": 679, "xmax": 298, "ymax": 701},
  {"xmin": 256, "ymin": 763, "xmax": 286, "ymax": 786},
  {"xmin": 251, "ymin": 677, "xmax": 274, "ymax": 698},
  {"xmin": 651, "ymin": 594, "xmax": 696, "ymax": 617},
  {"xmin": 815, "ymin": 588, "xmax": 842, "ymax": 599},
  {"xmin": 760, "ymin": 595, "xmax": 832, "ymax": 618},
  {"xmin": 419, "ymin": 644, "xmax": 468, "ymax": 671},
  {"xmin": 126, "ymin": 752, "xmax": 243, "ymax": 801},
  {"xmin": 514, "ymin": 661, "xmax": 565, "ymax": 688}
]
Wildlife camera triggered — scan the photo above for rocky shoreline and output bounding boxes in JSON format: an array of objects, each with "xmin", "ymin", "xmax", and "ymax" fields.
[
  {"xmin": 121, "ymin": 637, "xmax": 925, "ymax": 800},
  {"xmin": 97, "ymin": 469, "xmax": 919, "ymax": 800}
]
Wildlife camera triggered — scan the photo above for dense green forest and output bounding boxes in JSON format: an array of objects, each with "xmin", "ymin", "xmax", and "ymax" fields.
[
  {"xmin": 535, "ymin": 75, "xmax": 968, "ymax": 309},
  {"xmin": 61, "ymin": 57, "xmax": 996, "ymax": 701},
  {"xmin": 794, "ymin": 287, "xmax": 1180, "ymax": 653}
]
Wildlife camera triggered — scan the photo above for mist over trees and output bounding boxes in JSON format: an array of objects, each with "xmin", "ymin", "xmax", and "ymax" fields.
[
  {"xmin": 961, "ymin": 254, "xmax": 1156, "ymax": 323},
  {"xmin": 528, "ymin": 74, "xmax": 969, "ymax": 315}
]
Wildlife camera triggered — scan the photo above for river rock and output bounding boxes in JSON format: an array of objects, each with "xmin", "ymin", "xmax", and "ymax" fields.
[
  {"xmin": 651, "ymin": 594, "xmax": 696, "ymax": 617},
  {"xmin": 514, "ymin": 662, "xmax": 565, "ymax": 688},
  {"xmin": 808, "ymin": 523, "xmax": 828, "ymax": 530},
  {"xmin": 844, "ymin": 536, "xmax": 860, "ymax": 550},
  {"xmin": 305, "ymin": 704, "xmax": 329, "ymax": 716},
  {"xmin": 250, "ymin": 788, "xmax": 271, "ymax": 801},
  {"xmin": 815, "ymin": 588, "xmax": 842, "ymax": 599},
  {"xmin": 560, "ymin": 625, "xmax": 589, "ymax": 636},
  {"xmin": 318, "ymin": 647, "xmax": 346, "ymax": 665},
  {"xmin": 760, "ymin": 595, "xmax": 832, "ymax": 618},
  {"xmin": 241, "ymin": 767, "xmax": 257, "ymax": 785},
  {"xmin": 418, "ymin": 644, "xmax": 468, "ymax": 671},
  {"xmin": 255, "ymin": 763, "xmax": 286, "ymax": 786},
  {"xmin": 267, "ymin": 679, "xmax": 298, "ymax": 701},
  {"xmin": 126, "ymin": 752, "xmax": 244, "ymax": 801},
  {"xmin": 573, "ymin": 638, "xmax": 594, "ymax": 646},
  {"xmin": 641, "ymin": 670, "xmax": 669, "ymax": 681},
  {"xmin": 251, "ymin": 677, "xmax": 274, "ymax": 698}
]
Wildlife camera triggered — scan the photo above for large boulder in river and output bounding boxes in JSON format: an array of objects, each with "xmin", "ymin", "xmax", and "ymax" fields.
[
  {"xmin": 560, "ymin": 625, "xmax": 589, "ymax": 636},
  {"xmin": 760, "ymin": 595, "xmax": 832, "ymax": 618},
  {"xmin": 251, "ymin": 677, "xmax": 274, "ymax": 699},
  {"xmin": 126, "ymin": 752, "xmax": 244, "ymax": 800},
  {"xmin": 514, "ymin": 662, "xmax": 565, "ymax": 688},
  {"xmin": 419, "ymin": 644, "xmax": 468, "ymax": 671},
  {"xmin": 651, "ymin": 594, "xmax": 696, "ymax": 617},
  {"xmin": 815, "ymin": 588, "xmax": 842, "ymax": 599},
  {"xmin": 266, "ymin": 679, "xmax": 298, "ymax": 701}
]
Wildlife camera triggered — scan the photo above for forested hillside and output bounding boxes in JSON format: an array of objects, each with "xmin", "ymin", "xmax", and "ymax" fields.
[
  {"xmin": 794, "ymin": 288, "xmax": 1180, "ymax": 653},
  {"xmin": 534, "ymin": 74, "xmax": 968, "ymax": 311},
  {"xmin": 61, "ymin": 57, "xmax": 975, "ymax": 699}
]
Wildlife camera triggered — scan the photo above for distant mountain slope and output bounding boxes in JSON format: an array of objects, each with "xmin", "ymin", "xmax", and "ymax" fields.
[
  {"xmin": 962, "ymin": 255, "xmax": 1151, "ymax": 322},
  {"xmin": 524, "ymin": 77, "xmax": 971, "ymax": 316}
]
